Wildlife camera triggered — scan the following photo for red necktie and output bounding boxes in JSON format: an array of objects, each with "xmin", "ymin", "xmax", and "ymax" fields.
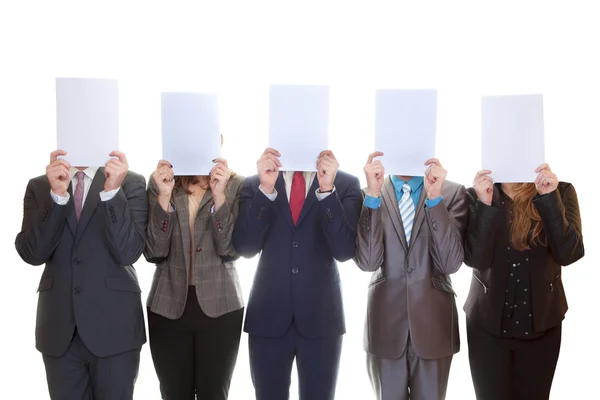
[{"xmin": 289, "ymin": 171, "xmax": 306, "ymax": 225}]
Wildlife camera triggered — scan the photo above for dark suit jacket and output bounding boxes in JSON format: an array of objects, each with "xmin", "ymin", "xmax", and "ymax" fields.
[
  {"xmin": 15, "ymin": 169, "xmax": 148, "ymax": 357},
  {"xmin": 233, "ymin": 171, "xmax": 362, "ymax": 338},
  {"xmin": 463, "ymin": 183, "xmax": 584, "ymax": 335},
  {"xmin": 354, "ymin": 178, "xmax": 468, "ymax": 359}
]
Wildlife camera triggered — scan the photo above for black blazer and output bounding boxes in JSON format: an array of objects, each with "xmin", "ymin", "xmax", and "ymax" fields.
[
  {"xmin": 463, "ymin": 182, "xmax": 584, "ymax": 335},
  {"xmin": 15, "ymin": 169, "xmax": 148, "ymax": 357}
]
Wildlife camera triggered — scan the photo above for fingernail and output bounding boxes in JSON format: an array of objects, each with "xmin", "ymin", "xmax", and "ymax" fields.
[
  {"xmin": 170, "ymin": 164, "xmax": 173, "ymax": 168},
  {"xmin": 212, "ymin": 159, "xmax": 216, "ymax": 162}
]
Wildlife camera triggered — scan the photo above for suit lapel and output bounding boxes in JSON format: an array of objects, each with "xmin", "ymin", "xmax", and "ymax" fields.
[
  {"xmin": 409, "ymin": 185, "xmax": 427, "ymax": 245},
  {"xmin": 382, "ymin": 178, "xmax": 408, "ymax": 253},
  {"xmin": 275, "ymin": 173, "xmax": 295, "ymax": 231},
  {"xmin": 173, "ymin": 190, "xmax": 191, "ymax": 272},
  {"xmin": 65, "ymin": 182, "xmax": 77, "ymax": 236},
  {"xmin": 295, "ymin": 175, "xmax": 320, "ymax": 228},
  {"xmin": 75, "ymin": 169, "xmax": 105, "ymax": 243}
]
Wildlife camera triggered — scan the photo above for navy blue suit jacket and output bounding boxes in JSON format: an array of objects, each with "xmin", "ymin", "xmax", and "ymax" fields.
[{"xmin": 233, "ymin": 171, "xmax": 362, "ymax": 338}]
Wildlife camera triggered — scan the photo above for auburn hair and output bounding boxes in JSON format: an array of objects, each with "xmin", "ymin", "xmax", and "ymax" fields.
[
  {"xmin": 174, "ymin": 170, "xmax": 236, "ymax": 195},
  {"xmin": 508, "ymin": 183, "xmax": 546, "ymax": 251}
]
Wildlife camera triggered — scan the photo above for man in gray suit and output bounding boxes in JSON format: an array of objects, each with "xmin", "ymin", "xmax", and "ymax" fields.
[
  {"xmin": 15, "ymin": 149, "xmax": 147, "ymax": 399},
  {"xmin": 354, "ymin": 152, "xmax": 468, "ymax": 400}
]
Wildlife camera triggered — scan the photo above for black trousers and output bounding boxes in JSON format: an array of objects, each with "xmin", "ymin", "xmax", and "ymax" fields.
[
  {"xmin": 148, "ymin": 289, "xmax": 243, "ymax": 400},
  {"xmin": 43, "ymin": 330, "xmax": 140, "ymax": 399},
  {"xmin": 467, "ymin": 318, "xmax": 562, "ymax": 400}
]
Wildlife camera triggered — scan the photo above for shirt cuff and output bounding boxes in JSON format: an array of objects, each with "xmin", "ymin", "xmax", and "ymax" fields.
[
  {"xmin": 259, "ymin": 186, "xmax": 278, "ymax": 201},
  {"xmin": 315, "ymin": 186, "xmax": 336, "ymax": 201},
  {"xmin": 364, "ymin": 195, "xmax": 382, "ymax": 209},
  {"xmin": 425, "ymin": 196, "xmax": 443, "ymax": 208},
  {"xmin": 50, "ymin": 190, "xmax": 70, "ymax": 205},
  {"xmin": 100, "ymin": 187, "xmax": 120, "ymax": 202}
]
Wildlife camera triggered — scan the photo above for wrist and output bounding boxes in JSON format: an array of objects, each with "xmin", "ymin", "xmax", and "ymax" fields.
[
  {"xmin": 319, "ymin": 184, "xmax": 333, "ymax": 192},
  {"xmin": 366, "ymin": 190, "xmax": 380, "ymax": 198}
]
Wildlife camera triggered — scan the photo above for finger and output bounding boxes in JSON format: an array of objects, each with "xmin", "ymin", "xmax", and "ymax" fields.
[
  {"xmin": 158, "ymin": 165, "xmax": 174, "ymax": 175},
  {"xmin": 535, "ymin": 163, "xmax": 550, "ymax": 173},
  {"xmin": 318, "ymin": 150, "xmax": 336, "ymax": 160},
  {"xmin": 424, "ymin": 158, "xmax": 442, "ymax": 168},
  {"xmin": 48, "ymin": 159, "xmax": 72, "ymax": 170},
  {"xmin": 216, "ymin": 165, "xmax": 230, "ymax": 175},
  {"xmin": 474, "ymin": 170, "xmax": 493, "ymax": 181},
  {"xmin": 261, "ymin": 154, "xmax": 282, "ymax": 167},
  {"xmin": 366, "ymin": 151, "xmax": 384, "ymax": 165},
  {"xmin": 109, "ymin": 150, "xmax": 128, "ymax": 166},
  {"xmin": 263, "ymin": 147, "xmax": 281, "ymax": 157},
  {"xmin": 50, "ymin": 149, "xmax": 67, "ymax": 163},
  {"xmin": 157, "ymin": 159, "xmax": 172, "ymax": 169},
  {"xmin": 213, "ymin": 158, "xmax": 228, "ymax": 168},
  {"xmin": 261, "ymin": 160, "xmax": 277, "ymax": 173}
]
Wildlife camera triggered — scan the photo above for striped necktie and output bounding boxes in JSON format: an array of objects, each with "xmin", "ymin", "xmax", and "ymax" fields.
[{"xmin": 399, "ymin": 183, "xmax": 415, "ymax": 245}]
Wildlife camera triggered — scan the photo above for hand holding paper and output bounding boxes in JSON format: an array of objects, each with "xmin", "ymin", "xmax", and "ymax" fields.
[
  {"xmin": 46, "ymin": 149, "xmax": 71, "ymax": 197},
  {"xmin": 210, "ymin": 158, "xmax": 232, "ymax": 210},
  {"xmin": 364, "ymin": 151, "xmax": 385, "ymax": 198},
  {"xmin": 257, "ymin": 147, "xmax": 282, "ymax": 194},
  {"xmin": 534, "ymin": 164, "xmax": 558, "ymax": 195},
  {"xmin": 103, "ymin": 151, "xmax": 129, "ymax": 192},
  {"xmin": 472, "ymin": 170, "xmax": 494, "ymax": 206},
  {"xmin": 424, "ymin": 158, "xmax": 447, "ymax": 200},
  {"xmin": 316, "ymin": 150, "xmax": 339, "ymax": 192}
]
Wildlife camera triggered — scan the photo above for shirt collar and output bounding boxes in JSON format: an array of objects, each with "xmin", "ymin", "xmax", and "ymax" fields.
[
  {"xmin": 390, "ymin": 175, "xmax": 424, "ymax": 193},
  {"xmin": 70, "ymin": 167, "xmax": 99, "ymax": 180}
]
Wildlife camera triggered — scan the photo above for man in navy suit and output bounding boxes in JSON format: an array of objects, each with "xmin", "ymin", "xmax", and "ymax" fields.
[{"xmin": 233, "ymin": 147, "xmax": 362, "ymax": 400}]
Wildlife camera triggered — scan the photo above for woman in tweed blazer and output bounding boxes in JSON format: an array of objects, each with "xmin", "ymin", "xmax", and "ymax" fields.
[{"xmin": 144, "ymin": 157, "xmax": 244, "ymax": 400}]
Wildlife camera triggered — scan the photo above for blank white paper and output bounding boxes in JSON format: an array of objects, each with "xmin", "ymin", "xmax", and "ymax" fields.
[
  {"xmin": 56, "ymin": 78, "xmax": 119, "ymax": 167},
  {"xmin": 268, "ymin": 85, "xmax": 329, "ymax": 171},
  {"xmin": 161, "ymin": 92, "xmax": 221, "ymax": 176},
  {"xmin": 375, "ymin": 89, "xmax": 437, "ymax": 176},
  {"xmin": 481, "ymin": 94, "xmax": 545, "ymax": 183}
]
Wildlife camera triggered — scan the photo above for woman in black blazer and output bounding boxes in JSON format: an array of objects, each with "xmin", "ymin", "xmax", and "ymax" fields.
[{"xmin": 463, "ymin": 164, "xmax": 584, "ymax": 400}]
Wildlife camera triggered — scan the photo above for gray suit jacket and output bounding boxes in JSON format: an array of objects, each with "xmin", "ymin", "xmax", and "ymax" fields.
[
  {"xmin": 144, "ymin": 174, "xmax": 244, "ymax": 319},
  {"xmin": 15, "ymin": 169, "xmax": 148, "ymax": 357},
  {"xmin": 354, "ymin": 177, "xmax": 468, "ymax": 360}
]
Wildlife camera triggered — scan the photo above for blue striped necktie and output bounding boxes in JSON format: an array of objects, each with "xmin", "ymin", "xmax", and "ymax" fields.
[{"xmin": 399, "ymin": 183, "xmax": 415, "ymax": 245}]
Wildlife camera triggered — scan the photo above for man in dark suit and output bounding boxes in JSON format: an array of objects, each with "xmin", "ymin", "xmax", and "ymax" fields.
[
  {"xmin": 233, "ymin": 147, "xmax": 362, "ymax": 400},
  {"xmin": 15, "ymin": 149, "xmax": 148, "ymax": 399}
]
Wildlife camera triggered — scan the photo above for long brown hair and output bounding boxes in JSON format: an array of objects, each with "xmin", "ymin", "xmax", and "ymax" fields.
[
  {"xmin": 174, "ymin": 170, "xmax": 237, "ymax": 195},
  {"xmin": 508, "ymin": 183, "xmax": 546, "ymax": 251}
]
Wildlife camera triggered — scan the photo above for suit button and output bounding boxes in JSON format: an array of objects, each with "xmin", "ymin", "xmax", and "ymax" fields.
[
  {"xmin": 432, "ymin": 223, "xmax": 438, "ymax": 230},
  {"xmin": 292, "ymin": 241, "xmax": 299, "ymax": 248},
  {"xmin": 196, "ymin": 247, "xmax": 202, "ymax": 252},
  {"xmin": 292, "ymin": 268, "xmax": 299, "ymax": 274},
  {"xmin": 407, "ymin": 267, "xmax": 413, "ymax": 273},
  {"xmin": 73, "ymin": 287, "xmax": 81, "ymax": 294},
  {"xmin": 74, "ymin": 258, "xmax": 81, "ymax": 265}
]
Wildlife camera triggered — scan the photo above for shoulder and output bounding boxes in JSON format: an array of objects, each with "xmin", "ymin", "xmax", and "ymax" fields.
[
  {"xmin": 557, "ymin": 181, "xmax": 574, "ymax": 193},
  {"xmin": 25, "ymin": 175, "xmax": 50, "ymax": 193},
  {"xmin": 241, "ymin": 174, "xmax": 260, "ymax": 188},
  {"xmin": 121, "ymin": 170, "xmax": 146, "ymax": 192},
  {"xmin": 335, "ymin": 170, "xmax": 360, "ymax": 187},
  {"xmin": 227, "ymin": 173, "xmax": 246, "ymax": 192}
]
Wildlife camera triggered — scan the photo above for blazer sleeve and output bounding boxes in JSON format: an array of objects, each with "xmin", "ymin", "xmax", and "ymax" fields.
[
  {"xmin": 318, "ymin": 175, "xmax": 362, "ymax": 262},
  {"xmin": 232, "ymin": 177, "xmax": 278, "ymax": 258},
  {"xmin": 103, "ymin": 173, "xmax": 148, "ymax": 266},
  {"xmin": 533, "ymin": 183, "xmax": 584, "ymax": 266},
  {"xmin": 426, "ymin": 184, "xmax": 469, "ymax": 275},
  {"xmin": 210, "ymin": 176, "xmax": 243, "ymax": 260},
  {"xmin": 463, "ymin": 188, "xmax": 503, "ymax": 271},
  {"xmin": 354, "ymin": 192, "xmax": 385, "ymax": 272},
  {"xmin": 15, "ymin": 179, "xmax": 70, "ymax": 265},
  {"xmin": 144, "ymin": 176, "xmax": 174, "ymax": 264}
]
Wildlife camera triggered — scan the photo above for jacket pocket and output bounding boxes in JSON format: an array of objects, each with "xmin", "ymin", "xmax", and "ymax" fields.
[
  {"xmin": 105, "ymin": 277, "xmax": 142, "ymax": 293},
  {"xmin": 432, "ymin": 277, "xmax": 457, "ymax": 296},
  {"xmin": 549, "ymin": 274, "xmax": 561, "ymax": 291},
  {"xmin": 37, "ymin": 277, "xmax": 53, "ymax": 292},
  {"xmin": 474, "ymin": 274, "xmax": 489, "ymax": 294}
]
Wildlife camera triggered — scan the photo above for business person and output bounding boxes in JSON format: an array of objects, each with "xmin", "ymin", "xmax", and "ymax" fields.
[
  {"xmin": 464, "ymin": 164, "xmax": 584, "ymax": 400},
  {"xmin": 15, "ymin": 149, "xmax": 147, "ymax": 399},
  {"xmin": 355, "ymin": 152, "xmax": 467, "ymax": 400},
  {"xmin": 144, "ymin": 157, "xmax": 244, "ymax": 399},
  {"xmin": 232, "ymin": 148, "xmax": 362, "ymax": 400}
]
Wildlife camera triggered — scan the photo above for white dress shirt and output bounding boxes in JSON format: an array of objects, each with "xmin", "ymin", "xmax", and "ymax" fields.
[
  {"xmin": 260, "ymin": 171, "xmax": 335, "ymax": 201},
  {"xmin": 50, "ymin": 167, "xmax": 120, "ymax": 205}
]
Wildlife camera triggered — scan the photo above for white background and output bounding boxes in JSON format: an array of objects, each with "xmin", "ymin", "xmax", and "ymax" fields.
[{"xmin": 1, "ymin": 1, "xmax": 598, "ymax": 399}]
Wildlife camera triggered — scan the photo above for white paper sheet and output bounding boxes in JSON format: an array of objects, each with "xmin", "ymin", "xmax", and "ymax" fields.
[
  {"xmin": 55, "ymin": 78, "xmax": 119, "ymax": 167},
  {"xmin": 268, "ymin": 85, "xmax": 329, "ymax": 171},
  {"xmin": 161, "ymin": 92, "xmax": 221, "ymax": 176},
  {"xmin": 481, "ymin": 94, "xmax": 545, "ymax": 182},
  {"xmin": 375, "ymin": 89, "xmax": 437, "ymax": 176}
]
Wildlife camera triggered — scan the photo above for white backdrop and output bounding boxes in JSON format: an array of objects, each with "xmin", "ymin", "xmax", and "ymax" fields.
[{"xmin": 1, "ymin": 1, "xmax": 598, "ymax": 399}]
